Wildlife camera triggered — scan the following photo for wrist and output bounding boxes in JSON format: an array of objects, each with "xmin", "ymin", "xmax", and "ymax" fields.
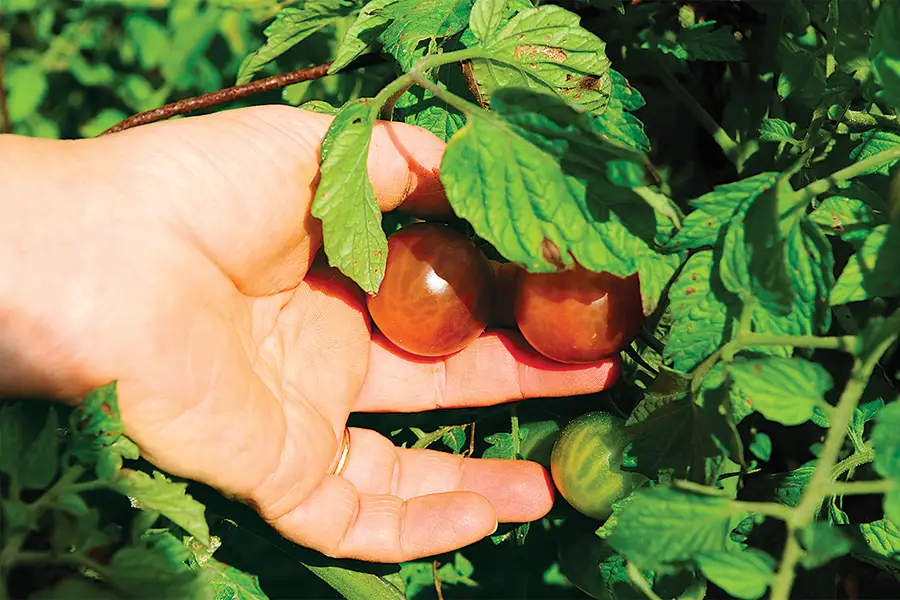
[{"xmin": 0, "ymin": 134, "xmax": 110, "ymax": 400}]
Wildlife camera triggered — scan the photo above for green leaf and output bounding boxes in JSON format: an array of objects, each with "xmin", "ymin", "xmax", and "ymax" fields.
[
  {"xmin": 298, "ymin": 100, "xmax": 339, "ymax": 115},
  {"xmin": 30, "ymin": 579, "xmax": 121, "ymax": 600},
  {"xmin": 394, "ymin": 68, "xmax": 467, "ymax": 142},
  {"xmin": 776, "ymin": 37, "xmax": 826, "ymax": 107},
  {"xmin": 482, "ymin": 431, "xmax": 519, "ymax": 459},
  {"xmin": 870, "ymin": 2, "xmax": 900, "ymax": 109},
  {"xmin": 380, "ymin": 0, "xmax": 474, "ymax": 70},
  {"xmin": 21, "ymin": 407, "xmax": 60, "ymax": 490},
  {"xmin": 850, "ymin": 130, "xmax": 900, "ymax": 176},
  {"xmin": 749, "ymin": 432, "xmax": 772, "ymax": 462},
  {"xmin": 655, "ymin": 20, "xmax": 745, "ymax": 62},
  {"xmin": 106, "ymin": 546, "xmax": 202, "ymax": 598},
  {"xmin": 6, "ymin": 64, "xmax": 48, "ymax": 122},
  {"xmin": 440, "ymin": 87, "xmax": 678, "ymax": 314},
  {"xmin": 469, "ymin": 0, "xmax": 506, "ymax": 42},
  {"xmin": 799, "ymin": 522, "xmax": 852, "ymax": 569},
  {"xmin": 114, "ymin": 469, "xmax": 210, "ymax": 546},
  {"xmin": 831, "ymin": 224, "xmax": 900, "ymax": 305},
  {"xmin": 237, "ymin": 3, "xmax": 355, "ymax": 85},
  {"xmin": 873, "ymin": 400, "xmax": 900, "ymax": 483},
  {"xmin": 69, "ymin": 382, "xmax": 128, "ymax": 465},
  {"xmin": 125, "ymin": 14, "xmax": 170, "ymax": 71},
  {"xmin": 695, "ymin": 549, "xmax": 774, "ymax": 599},
  {"xmin": 3, "ymin": 500, "xmax": 36, "ymax": 531},
  {"xmin": 329, "ymin": 0, "xmax": 395, "ymax": 73},
  {"xmin": 592, "ymin": 69, "xmax": 651, "ymax": 153},
  {"xmin": 310, "ymin": 99, "xmax": 386, "ymax": 294},
  {"xmin": 607, "ymin": 486, "xmax": 740, "ymax": 570},
  {"xmin": 758, "ymin": 118, "xmax": 796, "ymax": 143},
  {"xmin": 853, "ymin": 519, "xmax": 900, "ymax": 577},
  {"xmin": 625, "ymin": 382, "xmax": 742, "ymax": 485},
  {"xmin": 727, "ymin": 358, "xmax": 833, "ymax": 426},
  {"xmin": 55, "ymin": 492, "xmax": 90, "ymax": 517},
  {"xmin": 810, "ymin": 183, "xmax": 888, "ymax": 242},
  {"xmin": 742, "ymin": 189, "xmax": 794, "ymax": 315},
  {"xmin": 442, "ymin": 426, "xmax": 467, "ymax": 453},
  {"xmin": 466, "ymin": 5, "xmax": 613, "ymax": 115},
  {"xmin": 198, "ymin": 556, "xmax": 269, "ymax": 600},
  {"xmin": 747, "ymin": 219, "xmax": 834, "ymax": 356},
  {"xmin": 663, "ymin": 251, "xmax": 738, "ymax": 372},
  {"xmin": 666, "ymin": 173, "xmax": 778, "ymax": 252}
]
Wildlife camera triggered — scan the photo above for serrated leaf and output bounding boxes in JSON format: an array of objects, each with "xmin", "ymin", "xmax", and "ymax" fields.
[
  {"xmin": 666, "ymin": 173, "xmax": 778, "ymax": 252},
  {"xmin": 749, "ymin": 432, "xmax": 772, "ymax": 462},
  {"xmin": 695, "ymin": 549, "xmax": 774, "ymax": 599},
  {"xmin": 663, "ymin": 252, "xmax": 738, "ymax": 372},
  {"xmin": 469, "ymin": 0, "xmax": 506, "ymax": 42},
  {"xmin": 592, "ymin": 69, "xmax": 651, "ymax": 152},
  {"xmin": 70, "ymin": 381, "xmax": 129, "ymax": 465},
  {"xmin": 625, "ymin": 382, "xmax": 742, "ymax": 485},
  {"xmin": 394, "ymin": 66, "xmax": 467, "ymax": 142},
  {"xmin": 758, "ymin": 118, "xmax": 796, "ymax": 143},
  {"xmin": 776, "ymin": 37, "xmax": 826, "ymax": 106},
  {"xmin": 727, "ymin": 358, "xmax": 832, "ymax": 426},
  {"xmin": 115, "ymin": 469, "xmax": 210, "ymax": 546},
  {"xmin": 627, "ymin": 367, "xmax": 692, "ymax": 426},
  {"xmin": 310, "ymin": 99, "xmax": 387, "ymax": 294},
  {"xmin": 380, "ymin": 0, "xmax": 474, "ymax": 70},
  {"xmin": 886, "ymin": 494, "xmax": 900, "ymax": 531},
  {"xmin": 870, "ymin": 2, "xmax": 900, "ymax": 110},
  {"xmin": 21, "ymin": 407, "xmax": 60, "ymax": 490},
  {"xmin": 810, "ymin": 184, "xmax": 888, "ymax": 241},
  {"xmin": 329, "ymin": 0, "xmax": 394, "ymax": 73},
  {"xmin": 799, "ymin": 522, "xmax": 852, "ymax": 569},
  {"xmin": 200, "ymin": 556, "xmax": 269, "ymax": 600},
  {"xmin": 467, "ymin": 5, "xmax": 613, "ymax": 115},
  {"xmin": 607, "ymin": 486, "xmax": 740, "ymax": 569},
  {"xmin": 298, "ymin": 100, "xmax": 339, "ymax": 115},
  {"xmin": 850, "ymin": 130, "xmax": 900, "ymax": 176},
  {"xmin": 854, "ymin": 518, "xmax": 900, "ymax": 577},
  {"xmin": 440, "ymin": 87, "xmax": 677, "ymax": 314},
  {"xmin": 237, "ymin": 3, "xmax": 355, "ymax": 85},
  {"xmin": 482, "ymin": 432, "xmax": 519, "ymax": 459},
  {"xmin": 873, "ymin": 401, "xmax": 900, "ymax": 482},
  {"xmin": 743, "ymin": 189, "xmax": 794, "ymax": 315},
  {"xmin": 442, "ymin": 426, "xmax": 467, "ymax": 453},
  {"xmin": 831, "ymin": 224, "xmax": 900, "ymax": 305},
  {"xmin": 0, "ymin": 403, "xmax": 27, "ymax": 478}
]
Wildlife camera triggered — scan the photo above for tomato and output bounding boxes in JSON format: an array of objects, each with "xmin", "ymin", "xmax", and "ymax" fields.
[
  {"xmin": 366, "ymin": 222, "xmax": 495, "ymax": 357},
  {"xmin": 514, "ymin": 264, "xmax": 644, "ymax": 364},
  {"xmin": 550, "ymin": 411, "xmax": 644, "ymax": 521}
]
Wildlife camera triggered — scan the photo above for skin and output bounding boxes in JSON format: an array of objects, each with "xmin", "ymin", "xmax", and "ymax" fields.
[{"xmin": 0, "ymin": 105, "xmax": 619, "ymax": 563}]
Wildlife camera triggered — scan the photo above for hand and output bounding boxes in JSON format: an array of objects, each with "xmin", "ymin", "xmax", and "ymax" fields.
[{"xmin": 0, "ymin": 106, "xmax": 618, "ymax": 562}]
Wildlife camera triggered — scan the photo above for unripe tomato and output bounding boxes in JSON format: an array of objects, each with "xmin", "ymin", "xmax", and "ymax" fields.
[
  {"xmin": 514, "ymin": 264, "xmax": 644, "ymax": 364},
  {"xmin": 550, "ymin": 411, "xmax": 644, "ymax": 521},
  {"xmin": 366, "ymin": 222, "xmax": 495, "ymax": 357},
  {"xmin": 518, "ymin": 418, "xmax": 563, "ymax": 468}
]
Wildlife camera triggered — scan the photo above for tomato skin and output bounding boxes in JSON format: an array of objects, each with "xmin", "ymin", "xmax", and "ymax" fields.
[
  {"xmin": 550, "ymin": 411, "xmax": 643, "ymax": 521},
  {"xmin": 366, "ymin": 222, "xmax": 495, "ymax": 357},
  {"xmin": 518, "ymin": 418, "xmax": 563, "ymax": 468},
  {"xmin": 514, "ymin": 264, "xmax": 644, "ymax": 364}
]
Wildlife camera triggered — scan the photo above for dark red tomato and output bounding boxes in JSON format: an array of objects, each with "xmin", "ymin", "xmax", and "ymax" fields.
[
  {"xmin": 514, "ymin": 264, "xmax": 644, "ymax": 363},
  {"xmin": 366, "ymin": 222, "xmax": 495, "ymax": 357}
]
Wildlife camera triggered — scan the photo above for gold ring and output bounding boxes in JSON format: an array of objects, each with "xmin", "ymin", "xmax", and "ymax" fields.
[{"xmin": 329, "ymin": 427, "xmax": 351, "ymax": 476}]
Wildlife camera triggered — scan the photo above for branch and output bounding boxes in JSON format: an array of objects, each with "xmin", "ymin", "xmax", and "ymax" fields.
[{"xmin": 100, "ymin": 61, "xmax": 336, "ymax": 136}]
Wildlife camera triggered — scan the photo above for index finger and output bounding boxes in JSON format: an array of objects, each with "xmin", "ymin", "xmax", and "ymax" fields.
[{"xmin": 355, "ymin": 330, "xmax": 620, "ymax": 413}]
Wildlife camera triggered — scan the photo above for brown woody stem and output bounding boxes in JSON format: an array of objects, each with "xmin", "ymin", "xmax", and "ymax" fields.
[{"xmin": 99, "ymin": 61, "xmax": 334, "ymax": 136}]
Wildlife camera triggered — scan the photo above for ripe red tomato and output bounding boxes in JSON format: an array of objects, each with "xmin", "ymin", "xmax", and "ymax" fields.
[
  {"xmin": 366, "ymin": 222, "xmax": 495, "ymax": 357},
  {"xmin": 550, "ymin": 411, "xmax": 644, "ymax": 521},
  {"xmin": 514, "ymin": 264, "xmax": 644, "ymax": 363}
]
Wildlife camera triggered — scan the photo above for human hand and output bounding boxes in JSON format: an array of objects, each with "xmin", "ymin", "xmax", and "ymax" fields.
[{"xmin": 0, "ymin": 106, "xmax": 618, "ymax": 562}]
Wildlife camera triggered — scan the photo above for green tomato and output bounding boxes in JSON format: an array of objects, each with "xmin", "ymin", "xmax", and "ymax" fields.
[
  {"xmin": 549, "ymin": 411, "xmax": 644, "ymax": 521},
  {"xmin": 557, "ymin": 525, "xmax": 645, "ymax": 600}
]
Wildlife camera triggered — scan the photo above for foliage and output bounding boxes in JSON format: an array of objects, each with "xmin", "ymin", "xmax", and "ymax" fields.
[{"xmin": 3, "ymin": 0, "xmax": 900, "ymax": 599}]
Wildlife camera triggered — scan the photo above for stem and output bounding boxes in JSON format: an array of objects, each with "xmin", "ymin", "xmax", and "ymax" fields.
[
  {"xmin": 827, "ymin": 479, "xmax": 896, "ymax": 496},
  {"xmin": 793, "ymin": 145, "xmax": 900, "ymax": 203},
  {"xmin": 627, "ymin": 561, "xmax": 663, "ymax": 600},
  {"xmin": 768, "ymin": 312, "xmax": 899, "ymax": 600},
  {"xmin": 649, "ymin": 54, "xmax": 741, "ymax": 168},
  {"xmin": 831, "ymin": 448, "xmax": 875, "ymax": 480},
  {"xmin": 411, "ymin": 426, "xmax": 456, "ymax": 449},
  {"xmin": 691, "ymin": 333, "xmax": 859, "ymax": 392}
]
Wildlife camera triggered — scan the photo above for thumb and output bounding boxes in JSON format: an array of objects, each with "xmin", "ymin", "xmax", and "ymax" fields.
[{"xmin": 87, "ymin": 105, "xmax": 451, "ymax": 296}]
